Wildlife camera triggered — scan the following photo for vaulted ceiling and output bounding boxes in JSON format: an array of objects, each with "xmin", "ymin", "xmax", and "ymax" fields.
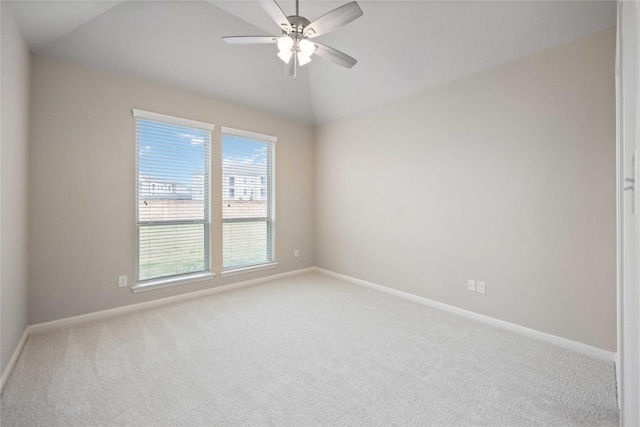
[{"xmin": 9, "ymin": 0, "xmax": 616, "ymax": 124}]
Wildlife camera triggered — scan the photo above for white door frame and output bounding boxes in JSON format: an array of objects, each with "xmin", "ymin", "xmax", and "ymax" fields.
[{"xmin": 617, "ymin": 1, "xmax": 640, "ymax": 425}]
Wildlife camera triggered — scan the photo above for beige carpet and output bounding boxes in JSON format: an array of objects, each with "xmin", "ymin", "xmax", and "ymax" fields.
[{"xmin": 1, "ymin": 272, "xmax": 619, "ymax": 426}]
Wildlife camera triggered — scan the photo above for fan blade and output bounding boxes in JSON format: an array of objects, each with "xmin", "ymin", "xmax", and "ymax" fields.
[
  {"xmin": 261, "ymin": 0, "xmax": 292, "ymax": 33},
  {"xmin": 303, "ymin": 1, "xmax": 363, "ymax": 38},
  {"xmin": 313, "ymin": 42, "xmax": 357, "ymax": 68},
  {"xmin": 283, "ymin": 55, "xmax": 296, "ymax": 77},
  {"xmin": 223, "ymin": 36, "xmax": 278, "ymax": 44}
]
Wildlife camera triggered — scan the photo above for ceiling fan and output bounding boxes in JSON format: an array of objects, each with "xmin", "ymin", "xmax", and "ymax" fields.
[{"xmin": 223, "ymin": 0, "xmax": 363, "ymax": 78}]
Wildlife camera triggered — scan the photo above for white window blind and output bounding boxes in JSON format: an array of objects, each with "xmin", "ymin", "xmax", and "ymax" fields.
[
  {"xmin": 134, "ymin": 110, "xmax": 213, "ymax": 284},
  {"xmin": 221, "ymin": 127, "xmax": 276, "ymax": 270}
]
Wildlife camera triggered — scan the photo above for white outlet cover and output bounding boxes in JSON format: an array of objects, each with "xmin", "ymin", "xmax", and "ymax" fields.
[
  {"xmin": 477, "ymin": 281, "xmax": 487, "ymax": 294},
  {"xmin": 467, "ymin": 280, "xmax": 476, "ymax": 291},
  {"xmin": 118, "ymin": 275, "xmax": 128, "ymax": 287}
]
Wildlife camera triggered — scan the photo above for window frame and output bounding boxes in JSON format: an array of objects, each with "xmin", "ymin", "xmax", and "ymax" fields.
[
  {"xmin": 220, "ymin": 126, "xmax": 277, "ymax": 277},
  {"xmin": 131, "ymin": 109, "xmax": 215, "ymax": 292}
]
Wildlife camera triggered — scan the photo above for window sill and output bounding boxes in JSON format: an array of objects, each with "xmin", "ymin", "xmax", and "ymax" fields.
[
  {"xmin": 220, "ymin": 262, "xmax": 278, "ymax": 278},
  {"xmin": 132, "ymin": 271, "xmax": 216, "ymax": 293}
]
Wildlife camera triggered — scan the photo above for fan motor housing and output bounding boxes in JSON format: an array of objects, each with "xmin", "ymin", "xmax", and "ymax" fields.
[{"xmin": 287, "ymin": 15, "xmax": 311, "ymax": 35}]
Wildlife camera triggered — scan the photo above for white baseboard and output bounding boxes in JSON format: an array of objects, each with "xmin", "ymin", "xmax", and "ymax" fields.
[
  {"xmin": 313, "ymin": 267, "xmax": 617, "ymax": 362},
  {"xmin": 1, "ymin": 329, "xmax": 29, "ymax": 393},
  {"xmin": 29, "ymin": 267, "xmax": 315, "ymax": 334}
]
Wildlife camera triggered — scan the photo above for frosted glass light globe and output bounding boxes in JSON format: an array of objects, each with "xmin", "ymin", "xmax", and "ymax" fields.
[
  {"xmin": 277, "ymin": 50, "xmax": 292, "ymax": 64},
  {"xmin": 298, "ymin": 39, "xmax": 315, "ymax": 56},
  {"xmin": 297, "ymin": 52, "xmax": 312, "ymax": 66},
  {"xmin": 277, "ymin": 36, "xmax": 294, "ymax": 52}
]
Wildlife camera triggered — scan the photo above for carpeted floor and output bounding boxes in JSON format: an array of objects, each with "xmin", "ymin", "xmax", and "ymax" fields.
[{"xmin": 1, "ymin": 272, "xmax": 619, "ymax": 426}]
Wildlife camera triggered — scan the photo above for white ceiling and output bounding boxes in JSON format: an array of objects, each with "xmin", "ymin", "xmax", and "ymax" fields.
[{"xmin": 9, "ymin": 0, "xmax": 616, "ymax": 124}]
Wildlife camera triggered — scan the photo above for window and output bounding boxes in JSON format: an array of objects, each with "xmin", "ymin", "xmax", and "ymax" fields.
[
  {"xmin": 133, "ymin": 109, "xmax": 213, "ymax": 289},
  {"xmin": 221, "ymin": 127, "xmax": 276, "ymax": 272}
]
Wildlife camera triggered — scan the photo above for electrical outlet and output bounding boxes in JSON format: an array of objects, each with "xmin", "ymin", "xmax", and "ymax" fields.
[
  {"xmin": 467, "ymin": 280, "xmax": 476, "ymax": 292},
  {"xmin": 294, "ymin": 250, "xmax": 299, "ymax": 258},
  {"xmin": 477, "ymin": 281, "xmax": 487, "ymax": 295},
  {"xmin": 118, "ymin": 275, "xmax": 128, "ymax": 288}
]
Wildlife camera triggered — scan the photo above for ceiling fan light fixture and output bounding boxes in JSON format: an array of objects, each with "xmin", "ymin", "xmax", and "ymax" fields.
[
  {"xmin": 223, "ymin": 0, "xmax": 362, "ymax": 77},
  {"xmin": 277, "ymin": 50, "xmax": 293, "ymax": 63},
  {"xmin": 297, "ymin": 52, "xmax": 312, "ymax": 66},
  {"xmin": 277, "ymin": 36, "xmax": 294, "ymax": 53},
  {"xmin": 298, "ymin": 39, "xmax": 315, "ymax": 56}
]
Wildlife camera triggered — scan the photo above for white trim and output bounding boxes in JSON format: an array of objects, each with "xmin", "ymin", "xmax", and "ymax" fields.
[
  {"xmin": 1, "ymin": 328, "xmax": 29, "ymax": 393},
  {"xmin": 132, "ymin": 109, "xmax": 215, "ymax": 131},
  {"xmin": 313, "ymin": 267, "xmax": 617, "ymax": 362},
  {"xmin": 615, "ymin": 0, "xmax": 623, "ymax": 406},
  {"xmin": 133, "ymin": 111, "xmax": 213, "ymax": 286},
  {"xmin": 221, "ymin": 126, "xmax": 277, "ymax": 143},
  {"xmin": 617, "ymin": 0, "xmax": 640, "ymax": 423},
  {"xmin": 220, "ymin": 262, "xmax": 278, "ymax": 278},
  {"xmin": 28, "ymin": 267, "xmax": 314, "ymax": 335},
  {"xmin": 132, "ymin": 271, "xmax": 216, "ymax": 293}
]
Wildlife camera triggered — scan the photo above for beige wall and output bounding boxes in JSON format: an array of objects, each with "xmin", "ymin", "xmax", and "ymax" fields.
[
  {"xmin": 25, "ymin": 27, "xmax": 617, "ymax": 353},
  {"xmin": 1, "ymin": 3, "xmax": 31, "ymax": 373},
  {"xmin": 28, "ymin": 55, "xmax": 315, "ymax": 324},
  {"xmin": 316, "ymin": 28, "xmax": 617, "ymax": 351}
]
